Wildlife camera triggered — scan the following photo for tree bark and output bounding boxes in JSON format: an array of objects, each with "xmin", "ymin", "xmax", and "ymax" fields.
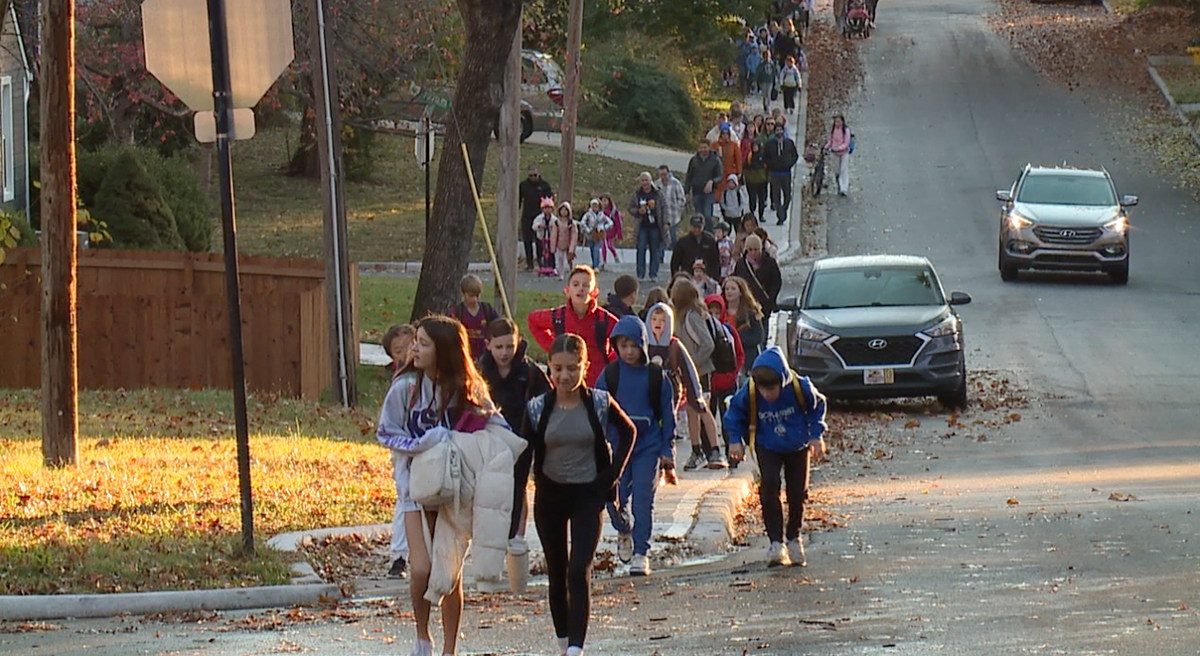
[
  {"xmin": 40, "ymin": 0, "xmax": 79, "ymax": 468},
  {"xmin": 495, "ymin": 20, "xmax": 521, "ymax": 317},
  {"xmin": 558, "ymin": 0, "xmax": 583, "ymax": 204},
  {"xmin": 410, "ymin": 0, "xmax": 523, "ymax": 320}
]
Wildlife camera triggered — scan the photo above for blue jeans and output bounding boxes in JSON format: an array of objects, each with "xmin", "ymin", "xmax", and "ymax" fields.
[
  {"xmin": 606, "ymin": 451, "xmax": 659, "ymax": 556},
  {"xmin": 589, "ymin": 240, "xmax": 602, "ymax": 269},
  {"xmin": 691, "ymin": 192, "xmax": 715, "ymax": 231},
  {"xmin": 636, "ymin": 226, "xmax": 661, "ymax": 280}
]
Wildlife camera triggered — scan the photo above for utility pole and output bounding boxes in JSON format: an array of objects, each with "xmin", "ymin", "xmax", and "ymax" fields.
[
  {"xmin": 311, "ymin": 0, "xmax": 356, "ymax": 407},
  {"xmin": 40, "ymin": 0, "xmax": 79, "ymax": 468},
  {"xmin": 558, "ymin": 0, "xmax": 583, "ymax": 204},
  {"xmin": 495, "ymin": 20, "xmax": 520, "ymax": 316}
]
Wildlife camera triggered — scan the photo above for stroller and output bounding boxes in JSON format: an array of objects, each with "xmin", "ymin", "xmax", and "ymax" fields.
[{"xmin": 844, "ymin": 0, "xmax": 871, "ymax": 38}]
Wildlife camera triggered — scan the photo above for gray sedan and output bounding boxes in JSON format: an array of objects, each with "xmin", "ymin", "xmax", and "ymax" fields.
[{"xmin": 781, "ymin": 255, "xmax": 971, "ymax": 408}]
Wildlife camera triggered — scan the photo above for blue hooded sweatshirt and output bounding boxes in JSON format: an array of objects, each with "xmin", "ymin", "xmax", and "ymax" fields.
[
  {"xmin": 723, "ymin": 346, "xmax": 827, "ymax": 453},
  {"xmin": 596, "ymin": 315, "xmax": 676, "ymax": 460}
]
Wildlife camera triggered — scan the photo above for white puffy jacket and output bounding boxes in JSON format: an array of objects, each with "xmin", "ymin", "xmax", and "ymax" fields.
[{"xmin": 422, "ymin": 422, "xmax": 527, "ymax": 604}]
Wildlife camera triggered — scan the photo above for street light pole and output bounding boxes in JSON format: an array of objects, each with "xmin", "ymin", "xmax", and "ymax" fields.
[{"xmin": 205, "ymin": 0, "xmax": 254, "ymax": 555}]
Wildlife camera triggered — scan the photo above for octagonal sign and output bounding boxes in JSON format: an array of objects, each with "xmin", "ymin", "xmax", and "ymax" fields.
[{"xmin": 143, "ymin": 0, "xmax": 294, "ymax": 111}]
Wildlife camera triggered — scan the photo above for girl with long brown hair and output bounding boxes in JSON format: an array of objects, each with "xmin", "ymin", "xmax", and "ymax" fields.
[
  {"xmin": 669, "ymin": 281, "xmax": 727, "ymax": 470},
  {"xmin": 377, "ymin": 315, "xmax": 502, "ymax": 656},
  {"xmin": 723, "ymin": 276, "xmax": 766, "ymax": 370}
]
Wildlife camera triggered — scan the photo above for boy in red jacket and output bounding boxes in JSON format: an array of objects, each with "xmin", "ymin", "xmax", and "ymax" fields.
[{"xmin": 527, "ymin": 265, "xmax": 618, "ymax": 386}]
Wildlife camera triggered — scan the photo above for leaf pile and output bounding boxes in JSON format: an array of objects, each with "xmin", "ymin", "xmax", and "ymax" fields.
[
  {"xmin": 299, "ymin": 531, "xmax": 393, "ymax": 596},
  {"xmin": 803, "ymin": 5, "xmax": 866, "ymax": 146}
]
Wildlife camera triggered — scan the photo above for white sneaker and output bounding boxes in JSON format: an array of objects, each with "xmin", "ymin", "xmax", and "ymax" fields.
[
  {"xmin": 408, "ymin": 638, "xmax": 433, "ymax": 656},
  {"xmin": 566, "ymin": 647, "xmax": 584, "ymax": 656},
  {"xmin": 617, "ymin": 532, "xmax": 634, "ymax": 563},
  {"xmin": 629, "ymin": 554, "xmax": 651, "ymax": 576},
  {"xmin": 767, "ymin": 541, "xmax": 791, "ymax": 568},
  {"xmin": 556, "ymin": 636, "xmax": 569, "ymax": 655},
  {"xmin": 788, "ymin": 537, "xmax": 807, "ymax": 567}
]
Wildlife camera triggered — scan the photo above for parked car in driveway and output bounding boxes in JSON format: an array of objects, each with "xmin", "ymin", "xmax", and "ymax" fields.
[
  {"xmin": 997, "ymin": 164, "xmax": 1137, "ymax": 284},
  {"xmin": 780, "ymin": 255, "xmax": 972, "ymax": 408}
]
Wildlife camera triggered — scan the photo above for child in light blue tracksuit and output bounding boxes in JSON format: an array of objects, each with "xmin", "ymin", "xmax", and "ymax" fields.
[
  {"xmin": 597, "ymin": 315, "xmax": 676, "ymax": 577},
  {"xmin": 724, "ymin": 346, "xmax": 827, "ymax": 568}
]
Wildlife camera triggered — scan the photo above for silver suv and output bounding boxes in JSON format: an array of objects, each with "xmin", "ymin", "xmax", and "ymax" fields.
[
  {"xmin": 781, "ymin": 255, "xmax": 972, "ymax": 409},
  {"xmin": 997, "ymin": 165, "xmax": 1137, "ymax": 284}
]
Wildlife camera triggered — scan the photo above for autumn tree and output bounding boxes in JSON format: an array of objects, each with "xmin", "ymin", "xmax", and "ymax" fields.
[{"xmin": 410, "ymin": 0, "xmax": 522, "ymax": 319}]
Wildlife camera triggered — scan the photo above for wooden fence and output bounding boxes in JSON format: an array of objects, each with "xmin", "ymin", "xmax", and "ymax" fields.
[{"xmin": 0, "ymin": 248, "xmax": 358, "ymax": 399}]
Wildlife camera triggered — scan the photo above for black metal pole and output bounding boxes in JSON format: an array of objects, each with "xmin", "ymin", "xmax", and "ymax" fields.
[
  {"xmin": 206, "ymin": 0, "xmax": 254, "ymax": 555},
  {"xmin": 424, "ymin": 116, "xmax": 431, "ymax": 238}
]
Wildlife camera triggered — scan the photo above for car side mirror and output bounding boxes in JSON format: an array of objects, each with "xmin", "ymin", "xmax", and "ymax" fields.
[
  {"xmin": 777, "ymin": 296, "xmax": 800, "ymax": 312},
  {"xmin": 1121, "ymin": 195, "xmax": 1139, "ymax": 207},
  {"xmin": 996, "ymin": 190, "xmax": 1012, "ymax": 202},
  {"xmin": 948, "ymin": 291, "xmax": 972, "ymax": 306}
]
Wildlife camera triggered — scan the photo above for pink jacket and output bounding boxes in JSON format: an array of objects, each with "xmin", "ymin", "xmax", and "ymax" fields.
[
  {"xmin": 550, "ymin": 216, "xmax": 578, "ymax": 252},
  {"xmin": 826, "ymin": 125, "xmax": 851, "ymax": 154}
]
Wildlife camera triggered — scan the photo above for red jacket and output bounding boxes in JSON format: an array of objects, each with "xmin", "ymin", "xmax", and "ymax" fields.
[
  {"xmin": 705, "ymin": 294, "xmax": 745, "ymax": 394},
  {"xmin": 528, "ymin": 301, "xmax": 618, "ymax": 386}
]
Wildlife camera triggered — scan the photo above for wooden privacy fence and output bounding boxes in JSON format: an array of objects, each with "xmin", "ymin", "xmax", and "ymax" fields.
[{"xmin": 0, "ymin": 248, "xmax": 358, "ymax": 399}]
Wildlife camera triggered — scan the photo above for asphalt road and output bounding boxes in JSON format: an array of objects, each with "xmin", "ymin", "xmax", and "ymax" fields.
[{"xmin": 5, "ymin": 1, "xmax": 1199, "ymax": 655}]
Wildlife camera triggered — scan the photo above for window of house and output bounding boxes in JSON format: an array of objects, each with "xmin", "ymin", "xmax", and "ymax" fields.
[{"xmin": 1, "ymin": 76, "xmax": 13, "ymax": 203}]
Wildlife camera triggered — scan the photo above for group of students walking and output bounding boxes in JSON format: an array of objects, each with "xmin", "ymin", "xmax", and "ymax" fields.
[{"xmin": 377, "ymin": 263, "xmax": 827, "ymax": 656}]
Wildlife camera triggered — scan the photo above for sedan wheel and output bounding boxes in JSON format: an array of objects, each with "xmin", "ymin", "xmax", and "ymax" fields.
[
  {"xmin": 1108, "ymin": 260, "xmax": 1129, "ymax": 285},
  {"xmin": 998, "ymin": 244, "xmax": 1018, "ymax": 282},
  {"xmin": 938, "ymin": 361, "xmax": 969, "ymax": 410}
]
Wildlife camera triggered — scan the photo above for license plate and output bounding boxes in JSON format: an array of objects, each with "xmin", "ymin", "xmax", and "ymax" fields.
[{"xmin": 863, "ymin": 368, "xmax": 895, "ymax": 385}]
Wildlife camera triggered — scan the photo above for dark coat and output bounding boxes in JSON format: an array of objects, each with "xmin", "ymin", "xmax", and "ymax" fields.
[
  {"xmin": 519, "ymin": 178, "xmax": 553, "ymax": 220},
  {"xmin": 670, "ymin": 231, "xmax": 721, "ymax": 280},
  {"xmin": 763, "ymin": 136, "xmax": 800, "ymax": 174},
  {"xmin": 684, "ymin": 152, "xmax": 724, "ymax": 195},
  {"xmin": 733, "ymin": 253, "xmax": 783, "ymax": 314},
  {"xmin": 477, "ymin": 340, "xmax": 551, "ymax": 431}
]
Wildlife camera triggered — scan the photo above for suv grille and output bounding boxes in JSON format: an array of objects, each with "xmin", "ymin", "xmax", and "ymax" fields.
[
  {"xmin": 1033, "ymin": 225, "xmax": 1102, "ymax": 246},
  {"xmin": 833, "ymin": 336, "xmax": 923, "ymax": 366}
]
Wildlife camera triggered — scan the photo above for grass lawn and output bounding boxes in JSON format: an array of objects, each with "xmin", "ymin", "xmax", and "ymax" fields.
[
  {"xmin": 0, "ymin": 389, "xmax": 391, "ymax": 595},
  {"xmin": 357, "ymin": 274, "xmax": 561, "ymax": 360},
  {"xmin": 229, "ymin": 127, "xmax": 647, "ymax": 262},
  {"xmin": 1157, "ymin": 64, "xmax": 1200, "ymax": 104}
]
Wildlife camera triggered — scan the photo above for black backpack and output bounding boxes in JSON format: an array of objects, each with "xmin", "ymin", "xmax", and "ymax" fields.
[
  {"xmin": 602, "ymin": 361, "xmax": 666, "ymax": 425},
  {"xmin": 552, "ymin": 306, "xmax": 612, "ymax": 364},
  {"xmin": 707, "ymin": 315, "xmax": 738, "ymax": 374}
]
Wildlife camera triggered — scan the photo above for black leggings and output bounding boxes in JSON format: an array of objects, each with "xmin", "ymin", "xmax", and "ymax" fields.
[
  {"xmin": 755, "ymin": 446, "xmax": 811, "ymax": 543},
  {"xmin": 747, "ymin": 182, "xmax": 768, "ymax": 219},
  {"xmin": 534, "ymin": 477, "xmax": 605, "ymax": 649}
]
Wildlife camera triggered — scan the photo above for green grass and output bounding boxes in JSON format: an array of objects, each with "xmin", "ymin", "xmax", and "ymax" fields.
[
  {"xmin": 1157, "ymin": 64, "xmax": 1200, "ymax": 104},
  {"xmin": 229, "ymin": 127, "xmax": 648, "ymax": 262},
  {"xmin": 0, "ymin": 389, "xmax": 392, "ymax": 595},
  {"xmin": 357, "ymin": 275, "xmax": 562, "ymax": 360}
]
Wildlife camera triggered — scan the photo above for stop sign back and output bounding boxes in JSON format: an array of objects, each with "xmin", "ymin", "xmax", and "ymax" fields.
[{"xmin": 142, "ymin": 0, "xmax": 294, "ymax": 111}]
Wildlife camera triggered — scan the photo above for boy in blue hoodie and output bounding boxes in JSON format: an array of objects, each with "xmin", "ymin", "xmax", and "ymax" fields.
[
  {"xmin": 724, "ymin": 346, "xmax": 827, "ymax": 567},
  {"xmin": 597, "ymin": 315, "xmax": 676, "ymax": 576}
]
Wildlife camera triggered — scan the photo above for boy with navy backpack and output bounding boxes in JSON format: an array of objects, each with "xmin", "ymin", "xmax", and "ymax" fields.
[
  {"xmin": 597, "ymin": 315, "xmax": 676, "ymax": 576},
  {"xmin": 724, "ymin": 346, "xmax": 827, "ymax": 567}
]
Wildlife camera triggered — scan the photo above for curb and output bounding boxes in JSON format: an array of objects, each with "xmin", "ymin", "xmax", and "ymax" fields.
[
  {"xmin": 1146, "ymin": 64, "xmax": 1200, "ymax": 154},
  {"xmin": 0, "ymin": 584, "xmax": 341, "ymax": 622},
  {"xmin": 687, "ymin": 466, "xmax": 757, "ymax": 553}
]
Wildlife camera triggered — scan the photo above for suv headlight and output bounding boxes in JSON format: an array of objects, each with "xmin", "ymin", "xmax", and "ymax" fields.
[
  {"xmin": 1103, "ymin": 216, "xmax": 1127, "ymax": 233},
  {"xmin": 1008, "ymin": 212, "xmax": 1033, "ymax": 230},
  {"xmin": 796, "ymin": 318, "xmax": 832, "ymax": 342},
  {"xmin": 922, "ymin": 315, "xmax": 958, "ymax": 338}
]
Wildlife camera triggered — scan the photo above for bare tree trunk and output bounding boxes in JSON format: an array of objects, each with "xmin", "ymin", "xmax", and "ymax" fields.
[
  {"xmin": 410, "ymin": 0, "xmax": 523, "ymax": 320},
  {"xmin": 40, "ymin": 0, "xmax": 79, "ymax": 468},
  {"xmin": 495, "ymin": 21, "xmax": 521, "ymax": 316},
  {"xmin": 558, "ymin": 0, "xmax": 583, "ymax": 204}
]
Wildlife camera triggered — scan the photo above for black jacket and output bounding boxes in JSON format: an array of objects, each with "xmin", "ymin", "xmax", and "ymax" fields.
[
  {"xmin": 670, "ymin": 232, "xmax": 721, "ymax": 280},
  {"xmin": 519, "ymin": 178, "xmax": 553, "ymax": 220},
  {"xmin": 477, "ymin": 340, "xmax": 551, "ymax": 431},
  {"xmin": 764, "ymin": 136, "xmax": 800, "ymax": 174},
  {"xmin": 733, "ymin": 253, "xmax": 783, "ymax": 314},
  {"xmin": 604, "ymin": 293, "xmax": 636, "ymax": 319},
  {"xmin": 684, "ymin": 152, "xmax": 724, "ymax": 195}
]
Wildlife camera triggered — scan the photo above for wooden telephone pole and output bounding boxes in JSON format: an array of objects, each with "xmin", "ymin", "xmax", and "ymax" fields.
[
  {"xmin": 40, "ymin": 0, "xmax": 79, "ymax": 468},
  {"xmin": 558, "ymin": 0, "xmax": 583, "ymax": 203}
]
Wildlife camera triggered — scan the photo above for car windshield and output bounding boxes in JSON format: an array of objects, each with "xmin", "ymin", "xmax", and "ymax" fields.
[
  {"xmin": 805, "ymin": 266, "xmax": 943, "ymax": 309},
  {"xmin": 1016, "ymin": 174, "xmax": 1116, "ymax": 206}
]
